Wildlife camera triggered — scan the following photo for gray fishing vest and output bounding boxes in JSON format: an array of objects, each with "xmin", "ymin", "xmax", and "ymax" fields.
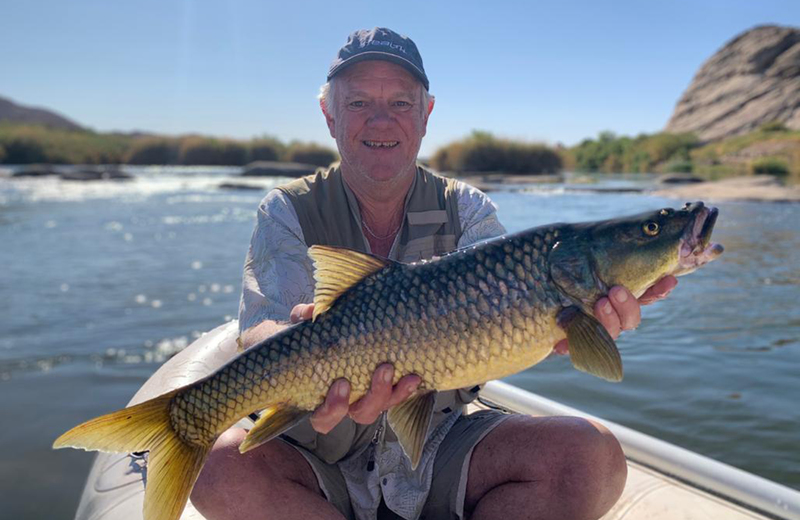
[
  {"xmin": 278, "ymin": 165, "xmax": 461, "ymax": 262},
  {"xmin": 276, "ymin": 166, "xmax": 478, "ymax": 463}
]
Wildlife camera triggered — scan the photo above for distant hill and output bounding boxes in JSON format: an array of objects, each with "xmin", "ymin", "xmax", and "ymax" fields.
[
  {"xmin": 665, "ymin": 25, "xmax": 800, "ymax": 142},
  {"xmin": 0, "ymin": 95, "xmax": 84, "ymax": 131}
]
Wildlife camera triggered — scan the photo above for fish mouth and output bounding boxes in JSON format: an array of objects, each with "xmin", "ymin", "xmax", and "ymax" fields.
[{"xmin": 676, "ymin": 202, "xmax": 724, "ymax": 275}]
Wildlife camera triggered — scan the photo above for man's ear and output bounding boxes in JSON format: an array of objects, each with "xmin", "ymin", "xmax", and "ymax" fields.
[
  {"xmin": 321, "ymin": 99, "xmax": 336, "ymax": 138},
  {"xmin": 421, "ymin": 95, "xmax": 435, "ymax": 137}
]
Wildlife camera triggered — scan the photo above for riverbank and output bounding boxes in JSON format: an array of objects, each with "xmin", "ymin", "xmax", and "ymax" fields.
[{"xmin": 652, "ymin": 175, "xmax": 800, "ymax": 203}]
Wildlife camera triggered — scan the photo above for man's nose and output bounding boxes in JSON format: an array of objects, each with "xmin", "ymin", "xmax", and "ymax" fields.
[{"xmin": 366, "ymin": 104, "xmax": 394, "ymax": 127}]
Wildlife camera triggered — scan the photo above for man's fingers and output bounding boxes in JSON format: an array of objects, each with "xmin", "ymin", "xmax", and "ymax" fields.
[
  {"xmin": 310, "ymin": 379, "xmax": 350, "ymax": 434},
  {"xmin": 608, "ymin": 286, "xmax": 641, "ymax": 331},
  {"xmin": 348, "ymin": 364, "xmax": 394, "ymax": 424},
  {"xmin": 290, "ymin": 303, "xmax": 315, "ymax": 323},
  {"xmin": 595, "ymin": 297, "xmax": 621, "ymax": 339},
  {"xmin": 386, "ymin": 374, "xmax": 421, "ymax": 408},
  {"xmin": 553, "ymin": 339, "xmax": 569, "ymax": 355},
  {"xmin": 639, "ymin": 276, "xmax": 678, "ymax": 305}
]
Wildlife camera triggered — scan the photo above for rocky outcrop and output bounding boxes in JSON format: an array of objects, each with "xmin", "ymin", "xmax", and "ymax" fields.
[
  {"xmin": 665, "ymin": 25, "xmax": 800, "ymax": 142},
  {"xmin": 0, "ymin": 96, "xmax": 84, "ymax": 131}
]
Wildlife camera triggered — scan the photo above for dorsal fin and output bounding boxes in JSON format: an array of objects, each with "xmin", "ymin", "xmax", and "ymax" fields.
[{"xmin": 308, "ymin": 245, "xmax": 391, "ymax": 320}]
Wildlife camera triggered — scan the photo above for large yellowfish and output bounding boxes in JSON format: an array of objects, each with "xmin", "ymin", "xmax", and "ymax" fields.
[{"xmin": 55, "ymin": 201, "xmax": 723, "ymax": 520}]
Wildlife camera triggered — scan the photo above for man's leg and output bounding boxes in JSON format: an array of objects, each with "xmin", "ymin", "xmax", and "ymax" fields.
[
  {"xmin": 464, "ymin": 415, "xmax": 627, "ymax": 520},
  {"xmin": 191, "ymin": 428, "xmax": 347, "ymax": 520}
]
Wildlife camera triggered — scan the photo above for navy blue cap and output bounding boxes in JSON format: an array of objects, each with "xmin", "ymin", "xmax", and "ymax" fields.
[{"xmin": 327, "ymin": 28, "xmax": 429, "ymax": 91}]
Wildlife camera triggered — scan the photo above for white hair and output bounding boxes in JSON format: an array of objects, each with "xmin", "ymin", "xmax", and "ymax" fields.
[{"xmin": 318, "ymin": 75, "xmax": 433, "ymax": 116}]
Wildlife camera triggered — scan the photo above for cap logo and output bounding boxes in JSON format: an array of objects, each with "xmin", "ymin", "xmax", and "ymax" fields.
[{"xmin": 360, "ymin": 39, "xmax": 407, "ymax": 54}]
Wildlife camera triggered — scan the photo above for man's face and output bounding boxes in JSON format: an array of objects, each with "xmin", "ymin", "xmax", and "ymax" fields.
[{"xmin": 323, "ymin": 60, "xmax": 433, "ymax": 188}]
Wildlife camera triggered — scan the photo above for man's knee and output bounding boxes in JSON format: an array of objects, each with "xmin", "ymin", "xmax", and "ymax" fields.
[
  {"xmin": 555, "ymin": 418, "xmax": 627, "ymax": 516},
  {"xmin": 191, "ymin": 428, "xmax": 321, "ymax": 514},
  {"xmin": 468, "ymin": 415, "xmax": 627, "ymax": 519}
]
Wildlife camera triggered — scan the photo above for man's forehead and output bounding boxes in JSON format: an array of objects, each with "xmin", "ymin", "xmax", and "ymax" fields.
[{"xmin": 339, "ymin": 61, "xmax": 420, "ymax": 92}]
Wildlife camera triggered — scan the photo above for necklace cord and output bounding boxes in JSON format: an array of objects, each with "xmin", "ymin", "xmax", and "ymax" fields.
[{"xmin": 362, "ymin": 219, "xmax": 402, "ymax": 240}]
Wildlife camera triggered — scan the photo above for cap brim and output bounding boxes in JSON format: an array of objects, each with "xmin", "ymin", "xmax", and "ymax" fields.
[{"xmin": 327, "ymin": 51, "xmax": 429, "ymax": 91}]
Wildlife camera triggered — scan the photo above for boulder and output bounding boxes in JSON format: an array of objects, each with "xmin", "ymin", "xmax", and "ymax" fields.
[
  {"xmin": 241, "ymin": 161, "xmax": 320, "ymax": 177},
  {"xmin": 60, "ymin": 168, "xmax": 133, "ymax": 181},
  {"xmin": 218, "ymin": 182, "xmax": 265, "ymax": 191},
  {"xmin": 657, "ymin": 174, "xmax": 705, "ymax": 185},
  {"xmin": 12, "ymin": 164, "xmax": 60, "ymax": 177},
  {"xmin": 665, "ymin": 25, "xmax": 800, "ymax": 142}
]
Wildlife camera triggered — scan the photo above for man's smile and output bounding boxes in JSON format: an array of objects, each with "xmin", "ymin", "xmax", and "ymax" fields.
[{"xmin": 362, "ymin": 140, "xmax": 400, "ymax": 149}]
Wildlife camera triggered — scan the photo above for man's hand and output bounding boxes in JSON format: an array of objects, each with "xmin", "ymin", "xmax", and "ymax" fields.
[
  {"xmin": 289, "ymin": 303, "xmax": 421, "ymax": 434},
  {"xmin": 553, "ymin": 276, "xmax": 678, "ymax": 355}
]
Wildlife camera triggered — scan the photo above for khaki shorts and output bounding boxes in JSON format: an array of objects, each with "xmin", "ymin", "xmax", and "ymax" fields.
[{"xmin": 282, "ymin": 409, "xmax": 510, "ymax": 520}]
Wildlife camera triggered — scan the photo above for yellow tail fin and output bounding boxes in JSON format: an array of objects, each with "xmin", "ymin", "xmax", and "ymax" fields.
[{"xmin": 54, "ymin": 390, "xmax": 211, "ymax": 520}]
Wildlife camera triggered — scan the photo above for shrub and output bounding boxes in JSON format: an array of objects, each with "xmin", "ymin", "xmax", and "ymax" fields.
[
  {"xmin": 284, "ymin": 141, "xmax": 338, "ymax": 167},
  {"xmin": 125, "ymin": 138, "xmax": 180, "ymax": 165},
  {"xmin": 664, "ymin": 159, "xmax": 694, "ymax": 173},
  {"xmin": 751, "ymin": 157, "xmax": 789, "ymax": 176},
  {"xmin": 642, "ymin": 132, "xmax": 698, "ymax": 164},
  {"xmin": 249, "ymin": 137, "xmax": 283, "ymax": 162},
  {"xmin": 569, "ymin": 131, "xmax": 699, "ymax": 173},
  {"xmin": 430, "ymin": 131, "xmax": 561, "ymax": 174},
  {"xmin": 178, "ymin": 137, "xmax": 248, "ymax": 166},
  {"xmin": 759, "ymin": 121, "xmax": 788, "ymax": 133},
  {"xmin": 0, "ymin": 136, "xmax": 48, "ymax": 163},
  {"xmin": 0, "ymin": 144, "xmax": 5, "ymax": 163}
]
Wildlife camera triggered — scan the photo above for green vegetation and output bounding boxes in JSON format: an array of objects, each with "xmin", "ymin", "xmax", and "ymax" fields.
[
  {"xmin": 759, "ymin": 121, "xmax": 788, "ymax": 133},
  {"xmin": 566, "ymin": 131, "xmax": 699, "ymax": 174},
  {"xmin": 0, "ymin": 123, "xmax": 337, "ymax": 166},
  {"xmin": 284, "ymin": 141, "xmax": 339, "ymax": 167},
  {"xmin": 4, "ymin": 119, "xmax": 798, "ymax": 182},
  {"xmin": 751, "ymin": 157, "xmax": 789, "ymax": 176},
  {"xmin": 565, "ymin": 127, "xmax": 800, "ymax": 181},
  {"xmin": 430, "ymin": 130, "xmax": 562, "ymax": 174},
  {"xmin": 0, "ymin": 123, "xmax": 131, "ymax": 164},
  {"xmin": 690, "ymin": 127, "xmax": 800, "ymax": 180}
]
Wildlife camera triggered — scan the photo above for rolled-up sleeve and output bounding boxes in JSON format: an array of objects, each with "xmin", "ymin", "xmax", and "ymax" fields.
[
  {"xmin": 456, "ymin": 181, "xmax": 507, "ymax": 247},
  {"xmin": 238, "ymin": 190, "xmax": 315, "ymax": 334}
]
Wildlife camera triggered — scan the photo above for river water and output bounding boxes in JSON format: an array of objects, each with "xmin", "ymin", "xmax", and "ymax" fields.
[{"xmin": 1, "ymin": 167, "xmax": 798, "ymax": 519}]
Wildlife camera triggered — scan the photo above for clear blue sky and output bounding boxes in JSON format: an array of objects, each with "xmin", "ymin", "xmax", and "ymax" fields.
[{"xmin": 2, "ymin": 0, "xmax": 798, "ymax": 155}]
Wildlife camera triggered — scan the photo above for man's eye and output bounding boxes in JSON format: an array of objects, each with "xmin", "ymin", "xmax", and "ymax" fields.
[
  {"xmin": 394, "ymin": 101, "xmax": 411, "ymax": 108},
  {"xmin": 349, "ymin": 101, "xmax": 364, "ymax": 108}
]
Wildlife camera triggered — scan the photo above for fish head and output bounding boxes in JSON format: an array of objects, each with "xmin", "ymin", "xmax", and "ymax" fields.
[{"xmin": 550, "ymin": 202, "xmax": 724, "ymax": 305}]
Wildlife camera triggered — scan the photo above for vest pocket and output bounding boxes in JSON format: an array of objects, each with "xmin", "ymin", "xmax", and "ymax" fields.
[{"xmin": 401, "ymin": 234, "xmax": 457, "ymax": 262}]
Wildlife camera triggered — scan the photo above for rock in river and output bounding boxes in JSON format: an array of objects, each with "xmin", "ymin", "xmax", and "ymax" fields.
[{"xmin": 241, "ymin": 161, "xmax": 320, "ymax": 177}]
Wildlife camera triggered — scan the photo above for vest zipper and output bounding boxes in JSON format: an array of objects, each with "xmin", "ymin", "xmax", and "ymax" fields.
[{"xmin": 366, "ymin": 413, "xmax": 386, "ymax": 471}]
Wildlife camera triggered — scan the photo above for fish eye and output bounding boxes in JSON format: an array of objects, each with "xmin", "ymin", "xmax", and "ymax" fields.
[{"xmin": 643, "ymin": 221, "xmax": 660, "ymax": 236}]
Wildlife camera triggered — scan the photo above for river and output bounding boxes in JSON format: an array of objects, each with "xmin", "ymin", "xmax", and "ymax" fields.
[{"xmin": 1, "ymin": 167, "xmax": 798, "ymax": 519}]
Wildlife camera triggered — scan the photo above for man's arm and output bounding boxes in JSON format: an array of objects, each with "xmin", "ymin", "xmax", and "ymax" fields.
[{"xmin": 238, "ymin": 189, "xmax": 315, "ymax": 346}]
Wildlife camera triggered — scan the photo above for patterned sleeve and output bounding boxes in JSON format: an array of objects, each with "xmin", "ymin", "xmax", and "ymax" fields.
[
  {"xmin": 455, "ymin": 181, "xmax": 507, "ymax": 247},
  {"xmin": 238, "ymin": 190, "xmax": 315, "ymax": 334}
]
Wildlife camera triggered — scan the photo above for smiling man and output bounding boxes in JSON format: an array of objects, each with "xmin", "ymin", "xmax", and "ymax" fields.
[{"xmin": 191, "ymin": 28, "xmax": 676, "ymax": 520}]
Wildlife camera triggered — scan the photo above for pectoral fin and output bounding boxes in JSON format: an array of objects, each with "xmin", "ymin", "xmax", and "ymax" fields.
[
  {"xmin": 239, "ymin": 405, "xmax": 308, "ymax": 453},
  {"xmin": 558, "ymin": 306, "xmax": 623, "ymax": 382},
  {"xmin": 387, "ymin": 391, "xmax": 436, "ymax": 470}
]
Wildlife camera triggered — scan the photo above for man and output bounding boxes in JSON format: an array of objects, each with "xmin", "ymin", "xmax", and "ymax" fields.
[{"xmin": 192, "ymin": 28, "xmax": 677, "ymax": 520}]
